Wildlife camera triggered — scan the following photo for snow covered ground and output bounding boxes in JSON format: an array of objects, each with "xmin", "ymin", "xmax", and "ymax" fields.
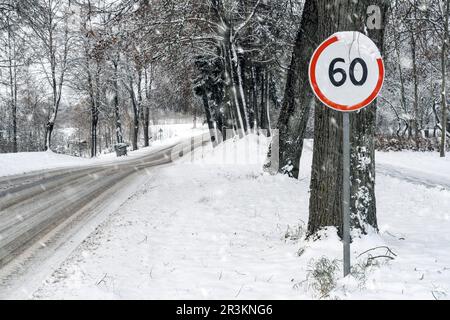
[
  {"xmin": 376, "ymin": 150, "xmax": 450, "ymax": 189},
  {"xmin": 21, "ymin": 134, "xmax": 450, "ymax": 300},
  {"xmin": 0, "ymin": 124, "xmax": 207, "ymax": 177}
]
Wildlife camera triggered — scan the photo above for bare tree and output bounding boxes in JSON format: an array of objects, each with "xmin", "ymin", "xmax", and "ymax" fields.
[
  {"xmin": 275, "ymin": 0, "xmax": 318, "ymax": 178},
  {"xmin": 19, "ymin": 0, "xmax": 73, "ymax": 150},
  {"xmin": 439, "ymin": 0, "xmax": 449, "ymax": 157}
]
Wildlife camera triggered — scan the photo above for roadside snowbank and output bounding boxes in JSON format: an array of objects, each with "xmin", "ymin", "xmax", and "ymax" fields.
[
  {"xmin": 0, "ymin": 125, "xmax": 207, "ymax": 177},
  {"xmin": 29, "ymin": 135, "xmax": 450, "ymax": 299}
]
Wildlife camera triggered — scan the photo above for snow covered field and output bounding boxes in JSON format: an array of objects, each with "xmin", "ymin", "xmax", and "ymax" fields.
[
  {"xmin": 0, "ymin": 124, "xmax": 207, "ymax": 177},
  {"xmin": 21, "ymin": 134, "xmax": 450, "ymax": 300}
]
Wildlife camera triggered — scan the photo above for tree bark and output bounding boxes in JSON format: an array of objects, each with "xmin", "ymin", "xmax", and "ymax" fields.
[
  {"xmin": 143, "ymin": 67, "xmax": 151, "ymax": 147},
  {"xmin": 201, "ymin": 88, "xmax": 218, "ymax": 146},
  {"xmin": 392, "ymin": 17, "xmax": 408, "ymax": 132},
  {"xmin": 86, "ymin": 57, "xmax": 98, "ymax": 157},
  {"xmin": 410, "ymin": 28, "xmax": 420, "ymax": 144},
  {"xmin": 226, "ymin": 41, "xmax": 246, "ymax": 134},
  {"xmin": 259, "ymin": 69, "xmax": 268, "ymax": 131},
  {"xmin": 307, "ymin": 0, "xmax": 388, "ymax": 238},
  {"xmin": 113, "ymin": 57, "xmax": 123, "ymax": 144},
  {"xmin": 7, "ymin": 22, "xmax": 18, "ymax": 153},
  {"xmin": 251, "ymin": 65, "xmax": 259, "ymax": 130},
  {"xmin": 275, "ymin": 0, "xmax": 318, "ymax": 178},
  {"xmin": 130, "ymin": 81, "xmax": 139, "ymax": 150},
  {"xmin": 440, "ymin": 0, "xmax": 449, "ymax": 157}
]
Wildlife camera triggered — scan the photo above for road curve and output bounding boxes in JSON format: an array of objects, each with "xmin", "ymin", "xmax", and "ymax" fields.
[
  {"xmin": 0, "ymin": 136, "xmax": 208, "ymax": 268},
  {"xmin": 377, "ymin": 163, "xmax": 450, "ymax": 191}
]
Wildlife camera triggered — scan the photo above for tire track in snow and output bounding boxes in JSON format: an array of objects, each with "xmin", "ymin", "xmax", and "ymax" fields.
[{"xmin": 377, "ymin": 163, "xmax": 450, "ymax": 191}]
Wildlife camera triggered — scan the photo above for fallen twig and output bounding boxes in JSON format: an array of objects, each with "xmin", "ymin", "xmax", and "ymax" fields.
[
  {"xmin": 367, "ymin": 255, "xmax": 395, "ymax": 261},
  {"xmin": 96, "ymin": 273, "xmax": 107, "ymax": 286},
  {"xmin": 357, "ymin": 246, "xmax": 397, "ymax": 259},
  {"xmin": 235, "ymin": 285, "xmax": 244, "ymax": 298}
]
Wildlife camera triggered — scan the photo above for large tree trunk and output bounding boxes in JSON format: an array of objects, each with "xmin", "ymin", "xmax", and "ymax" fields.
[
  {"xmin": 113, "ymin": 58, "xmax": 123, "ymax": 144},
  {"xmin": 131, "ymin": 92, "xmax": 139, "ymax": 151},
  {"xmin": 223, "ymin": 34, "xmax": 245, "ymax": 135},
  {"xmin": 143, "ymin": 107, "xmax": 150, "ymax": 147},
  {"xmin": 440, "ymin": 0, "xmax": 449, "ymax": 158},
  {"xmin": 251, "ymin": 65, "xmax": 259, "ymax": 130},
  {"xmin": 143, "ymin": 65, "xmax": 153, "ymax": 147},
  {"xmin": 200, "ymin": 88, "xmax": 218, "ymax": 146},
  {"xmin": 128, "ymin": 73, "xmax": 140, "ymax": 151},
  {"xmin": 87, "ymin": 60, "xmax": 97, "ymax": 158},
  {"xmin": 232, "ymin": 43, "xmax": 250, "ymax": 131},
  {"xmin": 259, "ymin": 69, "xmax": 269, "ymax": 131},
  {"xmin": 275, "ymin": 0, "xmax": 318, "ymax": 178},
  {"xmin": 307, "ymin": 0, "xmax": 388, "ymax": 238},
  {"xmin": 44, "ymin": 120, "xmax": 55, "ymax": 151}
]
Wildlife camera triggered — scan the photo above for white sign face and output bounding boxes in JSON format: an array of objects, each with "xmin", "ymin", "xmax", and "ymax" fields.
[{"xmin": 309, "ymin": 31, "xmax": 384, "ymax": 112}]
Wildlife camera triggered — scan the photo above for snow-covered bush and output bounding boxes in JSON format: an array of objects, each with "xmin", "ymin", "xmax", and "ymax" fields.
[
  {"xmin": 284, "ymin": 222, "xmax": 305, "ymax": 242},
  {"xmin": 305, "ymin": 257, "xmax": 340, "ymax": 298},
  {"xmin": 375, "ymin": 136, "xmax": 447, "ymax": 152}
]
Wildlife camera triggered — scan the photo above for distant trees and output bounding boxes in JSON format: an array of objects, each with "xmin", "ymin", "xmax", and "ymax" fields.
[
  {"xmin": 0, "ymin": 0, "xmax": 349, "ymax": 159},
  {"xmin": 0, "ymin": 0, "xmax": 447, "ymax": 161},
  {"xmin": 378, "ymin": 0, "xmax": 449, "ymax": 154},
  {"xmin": 0, "ymin": 1, "xmax": 24, "ymax": 153},
  {"xmin": 2, "ymin": 9, "xmax": 20, "ymax": 153},
  {"xmin": 0, "ymin": 0, "xmax": 205, "ymax": 155},
  {"xmin": 129, "ymin": 0, "xmax": 301, "ymax": 139},
  {"xmin": 19, "ymin": 0, "xmax": 74, "ymax": 151}
]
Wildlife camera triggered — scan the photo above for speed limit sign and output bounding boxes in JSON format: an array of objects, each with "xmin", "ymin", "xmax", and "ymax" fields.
[
  {"xmin": 309, "ymin": 31, "xmax": 384, "ymax": 112},
  {"xmin": 308, "ymin": 31, "xmax": 385, "ymax": 277}
]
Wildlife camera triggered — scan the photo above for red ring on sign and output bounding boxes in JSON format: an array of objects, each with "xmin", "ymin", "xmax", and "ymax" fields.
[{"xmin": 309, "ymin": 35, "xmax": 385, "ymax": 112}]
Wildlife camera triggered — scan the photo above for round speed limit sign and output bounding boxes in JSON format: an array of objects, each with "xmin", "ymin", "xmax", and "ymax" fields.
[{"xmin": 309, "ymin": 31, "xmax": 384, "ymax": 112}]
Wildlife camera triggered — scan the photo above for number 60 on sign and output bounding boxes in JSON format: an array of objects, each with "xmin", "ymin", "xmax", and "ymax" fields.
[{"xmin": 309, "ymin": 31, "xmax": 384, "ymax": 112}]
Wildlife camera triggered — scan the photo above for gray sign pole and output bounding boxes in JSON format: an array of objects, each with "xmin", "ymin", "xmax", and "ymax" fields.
[{"xmin": 343, "ymin": 112, "xmax": 351, "ymax": 277}]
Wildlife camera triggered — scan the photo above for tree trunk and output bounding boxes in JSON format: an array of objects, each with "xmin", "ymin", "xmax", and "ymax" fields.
[
  {"xmin": 440, "ymin": 0, "xmax": 449, "ymax": 158},
  {"xmin": 45, "ymin": 121, "xmax": 54, "ymax": 151},
  {"xmin": 232, "ymin": 43, "xmax": 250, "ymax": 131},
  {"xmin": 265, "ymin": 72, "xmax": 272, "ymax": 136},
  {"xmin": 88, "ymin": 64, "xmax": 97, "ymax": 158},
  {"xmin": 275, "ymin": 0, "xmax": 318, "ymax": 178},
  {"xmin": 259, "ymin": 69, "xmax": 268, "ymax": 131},
  {"xmin": 143, "ymin": 107, "xmax": 150, "ymax": 147},
  {"xmin": 201, "ymin": 88, "xmax": 218, "ymax": 146},
  {"xmin": 411, "ymin": 29, "xmax": 420, "ymax": 145},
  {"xmin": 308, "ymin": 0, "xmax": 388, "ymax": 238},
  {"xmin": 224, "ymin": 36, "xmax": 246, "ymax": 134},
  {"xmin": 129, "ymin": 74, "xmax": 139, "ymax": 151},
  {"xmin": 7, "ymin": 18, "xmax": 18, "ymax": 153},
  {"xmin": 251, "ymin": 65, "xmax": 259, "ymax": 129},
  {"xmin": 113, "ymin": 58, "xmax": 123, "ymax": 144},
  {"xmin": 131, "ymin": 95, "xmax": 139, "ymax": 151},
  {"xmin": 393, "ymin": 23, "xmax": 408, "ymax": 118},
  {"xmin": 143, "ymin": 65, "xmax": 153, "ymax": 147}
]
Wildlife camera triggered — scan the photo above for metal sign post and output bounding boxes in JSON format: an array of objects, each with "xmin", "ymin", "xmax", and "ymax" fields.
[
  {"xmin": 308, "ymin": 31, "xmax": 385, "ymax": 277},
  {"xmin": 342, "ymin": 113, "xmax": 351, "ymax": 277}
]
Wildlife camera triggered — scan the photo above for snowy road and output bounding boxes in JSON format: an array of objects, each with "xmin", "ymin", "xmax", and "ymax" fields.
[
  {"xmin": 377, "ymin": 164, "xmax": 450, "ymax": 190},
  {"xmin": 0, "ymin": 136, "xmax": 207, "ymax": 269},
  {"xmin": 304, "ymin": 139, "xmax": 450, "ymax": 190}
]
